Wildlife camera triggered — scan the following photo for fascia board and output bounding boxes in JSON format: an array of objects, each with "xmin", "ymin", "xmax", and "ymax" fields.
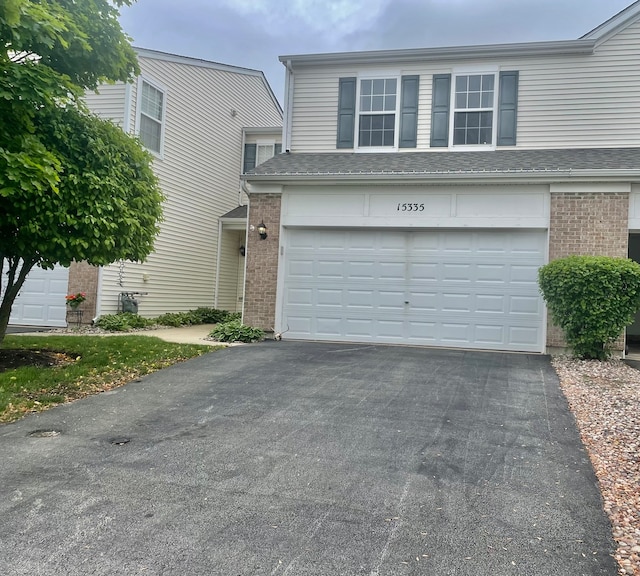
[{"xmin": 279, "ymin": 40, "xmax": 595, "ymax": 68}]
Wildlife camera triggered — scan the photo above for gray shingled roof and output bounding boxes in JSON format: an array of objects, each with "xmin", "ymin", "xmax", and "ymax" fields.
[
  {"xmin": 245, "ymin": 148, "xmax": 640, "ymax": 180},
  {"xmin": 220, "ymin": 205, "xmax": 248, "ymax": 219}
]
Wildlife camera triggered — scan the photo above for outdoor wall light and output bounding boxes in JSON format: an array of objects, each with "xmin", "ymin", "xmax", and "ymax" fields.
[
  {"xmin": 239, "ymin": 245, "xmax": 246, "ymax": 257},
  {"xmin": 257, "ymin": 221, "xmax": 267, "ymax": 240}
]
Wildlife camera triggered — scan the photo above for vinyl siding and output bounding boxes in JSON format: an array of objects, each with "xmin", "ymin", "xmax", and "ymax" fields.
[
  {"xmin": 288, "ymin": 18, "xmax": 640, "ymax": 152},
  {"xmin": 83, "ymin": 83, "xmax": 127, "ymax": 126},
  {"xmin": 95, "ymin": 55, "xmax": 282, "ymax": 317},
  {"xmin": 217, "ymin": 230, "xmax": 245, "ymax": 312}
]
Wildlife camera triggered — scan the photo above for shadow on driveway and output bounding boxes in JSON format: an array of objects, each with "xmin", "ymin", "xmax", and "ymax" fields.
[{"xmin": 0, "ymin": 342, "xmax": 617, "ymax": 575}]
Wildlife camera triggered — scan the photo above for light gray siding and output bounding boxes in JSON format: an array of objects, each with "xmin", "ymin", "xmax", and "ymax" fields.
[
  {"xmin": 288, "ymin": 18, "xmax": 640, "ymax": 152},
  {"xmin": 94, "ymin": 54, "xmax": 282, "ymax": 317},
  {"xmin": 83, "ymin": 83, "xmax": 127, "ymax": 127}
]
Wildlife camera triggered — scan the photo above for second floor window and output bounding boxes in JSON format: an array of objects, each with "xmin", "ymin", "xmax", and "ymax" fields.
[
  {"xmin": 452, "ymin": 73, "xmax": 496, "ymax": 146},
  {"xmin": 138, "ymin": 79, "xmax": 165, "ymax": 154},
  {"xmin": 358, "ymin": 78, "xmax": 398, "ymax": 147}
]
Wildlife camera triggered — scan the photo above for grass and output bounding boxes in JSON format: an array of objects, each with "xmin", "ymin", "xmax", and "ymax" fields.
[{"xmin": 0, "ymin": 335, "xmax": 220, "ymax": 423}]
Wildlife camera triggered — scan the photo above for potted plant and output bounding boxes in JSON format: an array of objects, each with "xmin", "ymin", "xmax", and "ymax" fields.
[{"xmin": 65, "ymin": 292, "xmax": 87, "ymax": 309}]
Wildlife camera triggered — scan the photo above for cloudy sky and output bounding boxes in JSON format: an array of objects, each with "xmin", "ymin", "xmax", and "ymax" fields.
[{"xmin": 118, "ymin": 0, "xmax": 635, "ymax": 104}]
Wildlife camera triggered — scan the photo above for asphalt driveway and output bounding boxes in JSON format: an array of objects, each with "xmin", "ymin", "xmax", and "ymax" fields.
[{"xmin": 0, "ymin": 342, "xmax": 617, "ymax": 575}]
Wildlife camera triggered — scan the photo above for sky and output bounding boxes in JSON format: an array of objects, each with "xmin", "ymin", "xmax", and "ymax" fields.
[{"xmin": 118, "ymin": 0, "xmax": 636, "ymax": 105}]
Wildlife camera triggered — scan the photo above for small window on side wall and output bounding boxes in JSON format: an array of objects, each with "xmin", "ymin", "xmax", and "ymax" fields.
[{"xmin": 137, "ymin": 78, "xmax": 166, "ymax": 155}]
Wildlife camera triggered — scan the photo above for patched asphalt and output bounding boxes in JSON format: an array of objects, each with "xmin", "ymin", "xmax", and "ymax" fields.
[{"xmin": 0, "ymin": 342, "xmax": 617, "ymax": 575}]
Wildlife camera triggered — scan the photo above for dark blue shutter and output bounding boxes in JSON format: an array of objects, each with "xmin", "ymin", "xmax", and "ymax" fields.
[
  {"xmin": 430, "ymin": 74, "xmax": 451, "ymax": 148},
  {"xmin": 497, "ymin": 71, "xmax": 518, "ymax": 146},
  {"xmin": 274, "ymin": 143, "xmax": 282, "ymax": 155},
  {"xmin": 336, "ymin": 77, "xmax": 356, "ymax": 149},
  {"xmin": 399, "ymin": 75, "xmax": 419, "ymax": 148},
  {"xmin": 243, "ymin": 143, "xmax": 257, "ymax": 172}
]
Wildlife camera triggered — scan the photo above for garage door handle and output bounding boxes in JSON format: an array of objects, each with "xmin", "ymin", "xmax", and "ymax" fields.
[{"xmin": 404, "ymin": 301, "xmax": 409, "ymax": 304}]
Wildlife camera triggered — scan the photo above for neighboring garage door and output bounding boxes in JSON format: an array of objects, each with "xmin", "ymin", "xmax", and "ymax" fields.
[
  {"xmin": 8, "ymin": 264, "xmax": 69, "ymax": 327},
  {"xmin": 282, "ymin": 229, "xmax": 546, "ymax": 352}
]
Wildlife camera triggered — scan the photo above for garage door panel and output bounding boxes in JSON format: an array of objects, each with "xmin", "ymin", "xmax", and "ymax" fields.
[
  {"xmin": 283, "ymin": 229, "xmax": 545, "ymax": 352},
  {"xmin": 8, "ymin": 264, "xmax": 69, "ymax": 327},
  {"xmin": 510, "ymin": 295, "xmax": 542, "ymax": 315}
]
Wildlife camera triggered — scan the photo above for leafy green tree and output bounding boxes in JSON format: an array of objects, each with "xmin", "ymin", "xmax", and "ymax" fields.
[
  {"xmin": 539, "ymin": 255, "xmax": 640, "ymax": 359},
  {"xmin": 0, "ymin": 1, "xmax": 164, "ymax": 344}
]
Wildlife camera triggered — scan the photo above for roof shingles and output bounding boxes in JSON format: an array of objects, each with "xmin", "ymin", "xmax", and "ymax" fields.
[{"xmin": 245, "ymin": 148, "xmax": 640, "ymax": 179}]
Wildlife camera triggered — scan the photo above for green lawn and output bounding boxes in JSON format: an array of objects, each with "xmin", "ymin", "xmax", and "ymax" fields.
[{"xmin": 0, "ymin": 335, "xmax": 220, "ymax": 423}]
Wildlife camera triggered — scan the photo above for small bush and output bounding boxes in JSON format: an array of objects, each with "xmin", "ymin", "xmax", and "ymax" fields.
[
  {"xmin": 95, "ymin": 313, "xmax": 155, "ymax": 332},
  {"xmin": 156, "ymin": 312, "xmax": 195, "ymax": 327},
  {"xmin": 190, "ymin": 307, "xmax": 233, "ymax": 324},
  {"xmin": 209, "ymin": 320, "xmax": 264, "ymax": 343},
  {"xmin": 538, "ymin": 255, "xmax": 640, "ymax": 359}
]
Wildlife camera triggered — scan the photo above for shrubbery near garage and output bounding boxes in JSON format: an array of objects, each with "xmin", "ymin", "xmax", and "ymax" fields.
[{"xmin": 538, "ymin": 255, "xmax": 640, "ymax": 359}]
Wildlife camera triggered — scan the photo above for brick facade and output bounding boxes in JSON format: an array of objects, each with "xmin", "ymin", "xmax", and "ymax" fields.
[
  {"xmin": 547, "ymin": 191, "xmax": 630, "ymax": 348},
  {"xmin": 67, "ymin": 261, "xmax": 99, "ymax": 324},
  {"xmin": 243, "ymin": 194, "xmax": 281, "ymax": 331}
]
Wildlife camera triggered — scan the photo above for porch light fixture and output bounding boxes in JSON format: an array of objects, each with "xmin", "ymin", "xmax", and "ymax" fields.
[{"xmin": 257, "ymin": 221, "xmax": 267, "ymax": 240}]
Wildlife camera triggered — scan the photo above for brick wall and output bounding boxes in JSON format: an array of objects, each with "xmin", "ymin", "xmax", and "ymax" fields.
[
  {"xmin": 547, "ymin": 191, "xmax": 629, "ymax": 348},
  {"xmin": 243, "ymin": 194, "xmax": 281, "ymax": 331},
  {"xmin": 67, "ymin": 261, "xmax": 99, "ymax": 324}
]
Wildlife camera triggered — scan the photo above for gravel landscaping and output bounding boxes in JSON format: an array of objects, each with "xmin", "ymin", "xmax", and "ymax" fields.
[{"xmin": 553, "ymin": 357, "xmax": 640, "ymax": 576}]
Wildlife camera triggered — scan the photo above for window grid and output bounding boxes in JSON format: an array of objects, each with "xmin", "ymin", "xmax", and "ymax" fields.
[
  {"xmin": 139, "ymin": 81, "xmax": 164, "ymax": 154},
  {"xmin": 453, "ymin": 74, "xmax": 495, "ymax": 146},
  {"xmin": 358, "ymin": 78, "xmax": 397, "ymax": 148}
]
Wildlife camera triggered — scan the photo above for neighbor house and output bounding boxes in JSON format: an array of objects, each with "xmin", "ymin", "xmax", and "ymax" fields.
[
  {"xmin": 8, "ymin": 48, "xmax": 282, "ymax": 327},
  {"xmin": 241, "ymin": 1, "xmax": 640, "ymax": 353}
]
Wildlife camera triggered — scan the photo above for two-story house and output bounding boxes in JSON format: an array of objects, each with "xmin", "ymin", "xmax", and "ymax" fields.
[
  {"xmin": 242, "ymin": 2, "xmax": 640, "ymax": 354},
  {"xmin": 8, "ymin": 49, "xmax": 282, "ymax": 327}
]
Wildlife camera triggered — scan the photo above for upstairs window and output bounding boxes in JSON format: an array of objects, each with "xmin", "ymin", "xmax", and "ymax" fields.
[
  {"xmin": 431, "ymin": 70, "xmax": 518, "ymax": 149},
  {"xmin": 243, "ymin": 141, "xmax": 282, "ymax": 172},
  {"xmin": 337, "ymin": 75, "xmax": 419, "ymax": 150},
  {"xmin": 453, "ymin": 74, "xmax": 495, "ymax": 146},
  {"xmin": 358, "ymin": 78, "xmax": 397, "ymax": 147},
  {"xmin": 137, "ymin": 78, "xmax": 166, "ymax": 155}
]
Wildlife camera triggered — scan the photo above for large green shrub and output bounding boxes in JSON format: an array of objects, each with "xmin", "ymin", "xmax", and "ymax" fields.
[{"xmin": 538, "ymin": 255, "xmax": 640, "ymax": 359}]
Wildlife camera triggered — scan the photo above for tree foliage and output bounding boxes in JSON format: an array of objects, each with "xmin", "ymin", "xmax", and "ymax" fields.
[
  {"xmin": 538, "ymin": 255, "xmax": 640, "ymax": 360},
  {"xmin": 0, "ymin": 0, "xmax": 164, "ymax": 343}
]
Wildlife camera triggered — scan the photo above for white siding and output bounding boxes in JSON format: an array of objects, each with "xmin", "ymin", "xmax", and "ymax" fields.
[
  {"xmin": 83, "ymin": 83, "xmax": 127, "ymax": 126},
  {"xmin": 95, "ymin": 55, "xmax": 282, "ymax": 317},
  {"xmin": 217, "ymin": 230, "xmax": 245, "ymax": 312},
  {"xmin": 288, "ymin": 18, "xmax": 640, "ymax": 152}
]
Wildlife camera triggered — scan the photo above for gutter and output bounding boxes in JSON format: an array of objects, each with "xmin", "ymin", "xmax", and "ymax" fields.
[{"xmin": 279, "ymin": 39, "xmax": 596, "ymax": 68}]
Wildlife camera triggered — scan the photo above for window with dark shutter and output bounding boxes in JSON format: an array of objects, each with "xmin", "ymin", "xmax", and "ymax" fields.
[
  {"xmin": 243, "ymin": 143, "xmax": 257, "ymax": 172},
  {"xmin": 337, "ymin": 77, "xmax": 356, "ymax": 148},
  {"xmin": 497, "ymin": 71, "xmax": 518, "ymax": 146},
  {"xmin": 430, "ymin": 74, "xmax": 451, "ymax": 147},
  {"xmin": 399, "ymin": 75, "xmax": 419, "ymax": 148}
]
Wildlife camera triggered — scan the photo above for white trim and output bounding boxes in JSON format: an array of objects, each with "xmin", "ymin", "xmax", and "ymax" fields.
[
  {"xmin": 355, "ymin": 72, "xmax": 401, "ymax": 151},
  {"xmin": 214, "ymin": 219, "xmax": 223, "ymax": 309},
  {"xmin": 449, "ymin": 68, "xmax": 499, "ymax": 150},
  {"xmin": 134, "ymin": 75, "xmax": 168, "ymax": 159}
]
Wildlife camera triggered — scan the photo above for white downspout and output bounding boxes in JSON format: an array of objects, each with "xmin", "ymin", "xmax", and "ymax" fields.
[
  {"xmin": 283, "ymin": 60, "xmax": 294, "ymax": 152},
  {"xmin": 214, "ymin": 218, "xmax": 223, "ymax": 309}
]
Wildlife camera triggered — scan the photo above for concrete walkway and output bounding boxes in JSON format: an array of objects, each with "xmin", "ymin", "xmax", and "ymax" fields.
[{"xmin": 7, "ymin": 324, "xmax": 224, "ymax": 346}]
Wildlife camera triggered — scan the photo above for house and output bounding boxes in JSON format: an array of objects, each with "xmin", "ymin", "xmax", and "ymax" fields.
[
  {"xmin": 8, "ymin": 48, "xmax": 282, "ymax": 327},
  {"xmin": 241, "ymin": 2, "xmax": 640, "ymax": 353}
]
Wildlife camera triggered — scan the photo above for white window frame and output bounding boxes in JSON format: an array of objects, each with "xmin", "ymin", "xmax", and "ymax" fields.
[
  {"xmin": 256, "ymin": 140, "xmax": 277, "ymax": 167},
  {"xmin": 135, "ymin": 76, "xmax": 167, "ymax": 158},
  {"xmin": 449, "ymin": 66, "xmax": 499, "ymax": 150},
  {"xmin": 355, "ymin": 72, "xmax": 401, "ymax": 152}
]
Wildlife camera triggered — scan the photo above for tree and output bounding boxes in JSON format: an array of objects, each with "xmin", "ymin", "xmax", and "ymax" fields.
[
  {"xmin": 0, "ymin": 1, "xmax": 164, "ymax": 344},
  {"xmin": 538, "ymin": 255, "xmax": 640, "ymax": 359}
]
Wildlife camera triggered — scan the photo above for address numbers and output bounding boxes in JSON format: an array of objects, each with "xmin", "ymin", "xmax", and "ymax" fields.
[{"xmin": 397, "ymin": 203, "xmax": 425, "ymax": 212}]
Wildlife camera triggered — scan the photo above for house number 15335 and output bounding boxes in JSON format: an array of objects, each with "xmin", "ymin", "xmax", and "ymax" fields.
[{"xmin": 397, "ymin": 203, "xmax": 425, "ymax": 212}]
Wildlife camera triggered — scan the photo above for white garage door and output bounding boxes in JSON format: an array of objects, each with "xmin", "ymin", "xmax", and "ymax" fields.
[
  {"xmin": 7, "ymin": 264, "xmax": 69, "ymax": 327},
  {"xmin": 282, "ymin": 229, "xmax": 546, "ymax": 352}
]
